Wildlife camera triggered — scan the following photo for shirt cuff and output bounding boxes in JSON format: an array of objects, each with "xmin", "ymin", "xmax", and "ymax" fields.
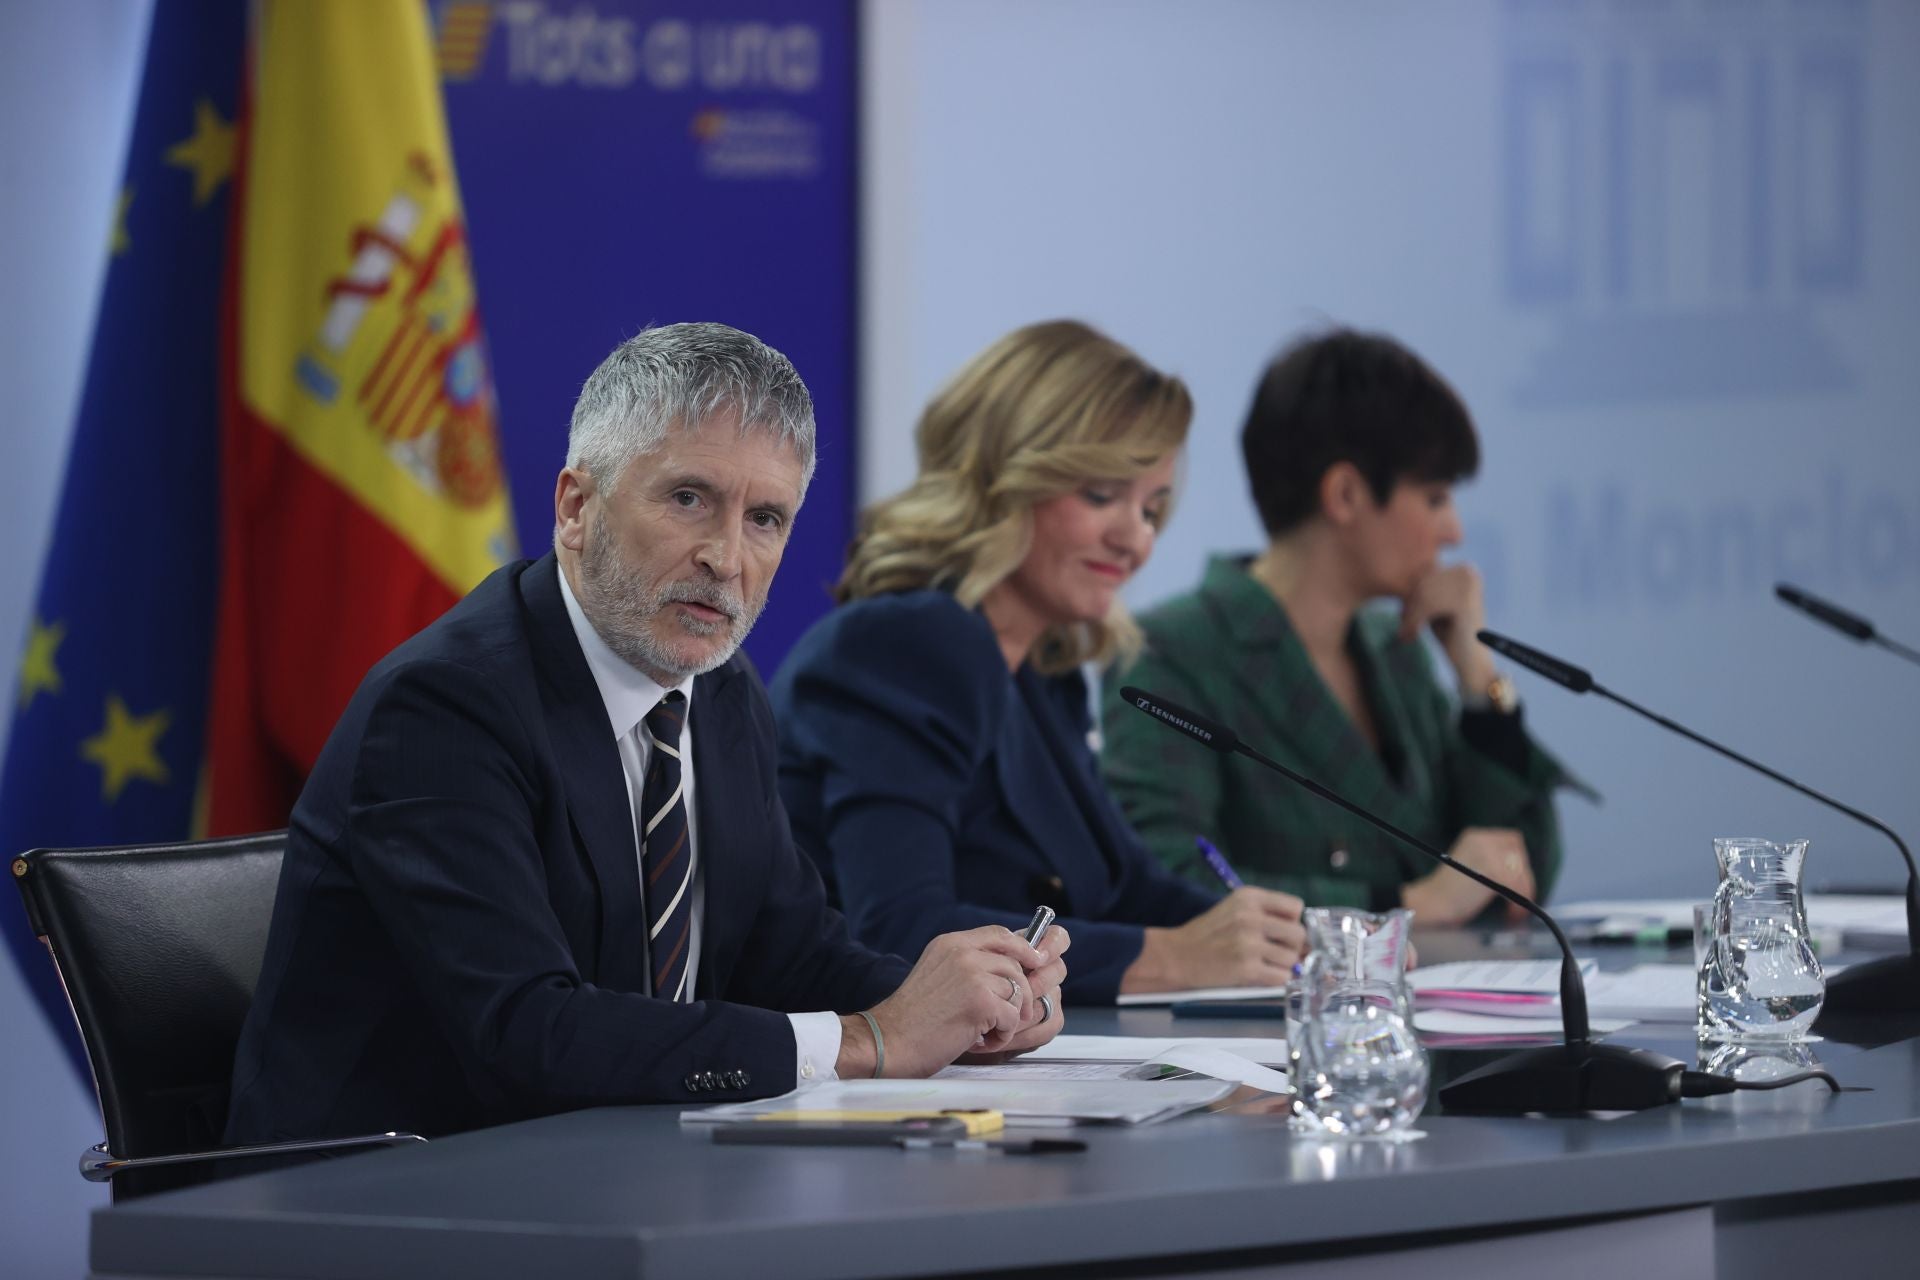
[{"xmin": 788, "ymin": 1011, "xmax": 843, "ymax": 1084}]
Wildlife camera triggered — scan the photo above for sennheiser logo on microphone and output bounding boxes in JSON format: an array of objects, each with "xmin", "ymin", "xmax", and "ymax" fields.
[{"xmin": 1134, "ymin": 696, "xmax": 1213, "ymax": 743}]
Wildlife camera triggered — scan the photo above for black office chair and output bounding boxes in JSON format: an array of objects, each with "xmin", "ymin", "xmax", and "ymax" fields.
[{"xmin": 10, "ymin": 832, "xmax": 422, "ymax": 1200}]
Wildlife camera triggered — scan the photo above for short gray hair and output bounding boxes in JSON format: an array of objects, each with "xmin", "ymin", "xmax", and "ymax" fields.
[{"xmin": 566, "ymin": 322, "xmax": 816, "ymax": 498}]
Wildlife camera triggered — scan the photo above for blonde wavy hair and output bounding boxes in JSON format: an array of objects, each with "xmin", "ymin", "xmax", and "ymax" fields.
[{"xmin": 837, "ymin": 320, "xmax": 1192, "ymax": 674}]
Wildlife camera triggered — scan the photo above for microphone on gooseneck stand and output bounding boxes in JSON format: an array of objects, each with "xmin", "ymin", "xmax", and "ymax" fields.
[
  {"xmin": 1118, "ymin": 686, "xmax": 1688, "ymax": 1115},
  {"xmin": 1477, "ymin": 628, "xmax": 1920, "ymax": 1017},
  {"xmin": 1776, "ymin": 583, "xmax": 1920, "ymax": 670}
]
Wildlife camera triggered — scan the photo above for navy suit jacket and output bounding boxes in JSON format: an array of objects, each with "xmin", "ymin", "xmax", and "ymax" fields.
[
  {"xmin": 770, "ymin": 592, "xmax": 1216, "ymax": 1003},
  {"xmin": 226, "ymin": 555, "xmax": 907, "ymax": 1144}
]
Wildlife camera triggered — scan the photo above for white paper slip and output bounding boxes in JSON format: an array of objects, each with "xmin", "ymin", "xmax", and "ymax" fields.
[
  {"xmin": 1116, "ymin": 984, "xmax": 1289, "ymax": 1006},
  {"xmin": 1150, "ymin": 1044, "xmax": 1291, "ymax": 1093},
  {"xmin": 1415, "ymin": 1009, "xmax": 1634, "ymax": 1037},
  {"xmin": 1021, "ymin": 1034, "xmax": 1288, "ymax": 1065},
  {"xmin": 941, "ymin": 1045, "xmax": 1291, "ymax": 1093},
  {"xmin": 1552, "ymin": 895, "xmax": 1907, "ymax": 948},
  {"xmin": 1555, "ymin": 899, "xmax": 1693, "ymax": 927},
  {"xmin": 1807, "ymin": 894, "xmax": 1909, "ymax": 947},
  {"xmin": 1409, "ymin": 959, "xmax": 1597, "ymax": 995},
  {"xmin": 935, "ymin": 1061, "xmax": 1145, "ymax": 1082},
  {"xmin": 680, "ymin": 1078, "xmax": 1235, "ymax": 1126},
  {"xmin": 1583, "ymin": 964, "xmax": 1697, "ymax": 1023}
]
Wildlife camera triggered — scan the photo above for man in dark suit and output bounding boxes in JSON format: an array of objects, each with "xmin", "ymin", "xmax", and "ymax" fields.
[{"xmin": 227, "ymin": 324, "xmax": 1068, "ymax": 1144}]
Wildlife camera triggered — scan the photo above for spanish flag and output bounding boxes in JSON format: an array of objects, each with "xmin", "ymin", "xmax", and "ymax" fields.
[{"xmin": 206, "ymin": 3, "xmax": 516, "ymax": 833}]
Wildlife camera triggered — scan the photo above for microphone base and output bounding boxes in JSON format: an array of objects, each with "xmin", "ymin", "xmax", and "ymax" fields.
[
  {"xmin": 1817, "ymin": 953, "xmax": 1920, "ymax": 1018},
  {"xmin": 1439, "ymin": 1042, "xmax": 1684, "ymax": 1115}
]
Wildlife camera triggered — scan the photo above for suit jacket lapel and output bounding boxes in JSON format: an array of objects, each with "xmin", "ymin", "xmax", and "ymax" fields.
[
  {"xmin": 520, "ymin": 555, "xmax": 648, "ymax": 990},
  {"xmin": 1201, "ymin": 558, "xmax": 1408, "ymax": 819},
  {"xmin": 994, "ymin": 673, "xmax": 1117, "ymax": 916},
  {"xmin": 688, "ymin": 662, "xmax": 752, "ymax": 1000},
  {"xmin": 1350, "ymin": 624, "xmax": 1434, "ymax": 808}
]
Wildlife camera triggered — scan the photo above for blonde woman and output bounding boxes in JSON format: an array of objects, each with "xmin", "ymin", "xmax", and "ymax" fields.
[{"xmin": 769, "ymin": 321, "xmax": 1306, "ymax": 1003}]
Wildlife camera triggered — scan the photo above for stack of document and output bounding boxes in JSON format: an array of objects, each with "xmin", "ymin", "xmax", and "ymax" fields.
[
  {"xmin": 1116, "ymin": 984, "xmax": 1288, "ymax": 1006},
  {"xmin": 1556, "ymin": 895, "xmax": 1907, "ymax": 950},
  {"xmin": 941, "ymin": 1035, "xmax": 1290, "ymax": 1092},
  {"xmin": 682, "ymin": 1035, "xmax": 1294, "ymax": 1128},
  {"xmin": 1409, "ymin": 959, "xmax": 1695, "ymax": 1034},
  {"xmin": 682, "ymin": 1077, "xmax": 1236, "ymax": 1127}
]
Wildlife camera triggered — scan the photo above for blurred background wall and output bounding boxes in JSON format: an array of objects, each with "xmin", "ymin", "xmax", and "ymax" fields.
[
  {"xmin": 4, "ymin": 1, "xmax": 1916, "ymax": 1272},
  {"xmin": 864, "ymin": 0, "xmax": 1920, "ymax": 908},
  {"xmin": 1, "ymin": 5, "xmax": 153, "ymax": 1273}
]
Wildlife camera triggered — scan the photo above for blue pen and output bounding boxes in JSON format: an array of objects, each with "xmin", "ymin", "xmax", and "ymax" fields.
[{"xmin": 1194, "ymin": 836, "xmax": 1244, "ymax": 891}]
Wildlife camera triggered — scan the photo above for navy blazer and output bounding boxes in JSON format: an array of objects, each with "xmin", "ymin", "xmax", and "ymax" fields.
[
  {"xmin": 226, "ymin": 555, "xmax": 907, "ymax": 1144},
  {"xmin": 770, "ymin": 592, "xmax": 1217, "ymax": 1002}
]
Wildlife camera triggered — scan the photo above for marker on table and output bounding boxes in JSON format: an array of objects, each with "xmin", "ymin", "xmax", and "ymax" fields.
[{"xmin": 1194, "ymin": 836, "xmax": 1244, "ymax": 891}]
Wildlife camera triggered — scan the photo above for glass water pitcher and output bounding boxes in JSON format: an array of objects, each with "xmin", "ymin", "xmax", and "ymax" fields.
[
  {"xmin": 1697, "ymin": 837, "xmax": 1825, "ymax": 1041},
  {"xmin": 1289, "ymin": 906, "xmax": 1428, "ymax": 1137}
]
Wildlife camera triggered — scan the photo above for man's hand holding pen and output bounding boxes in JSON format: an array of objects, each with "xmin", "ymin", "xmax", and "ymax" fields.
[{"xmin": 838, "ymin": 913, "xmax": 1070, "ymax": 1079}]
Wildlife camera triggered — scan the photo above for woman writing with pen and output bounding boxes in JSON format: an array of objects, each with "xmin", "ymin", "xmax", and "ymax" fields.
[{"xmin": 768, "ymin": 321, "xmax": 1305, "ymax": 1003}]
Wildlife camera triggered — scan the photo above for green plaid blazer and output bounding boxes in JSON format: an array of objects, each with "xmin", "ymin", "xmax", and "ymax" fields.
[{"xmin": 1100, "ymin": 555, "xmax": 1580, "ymax": 912}]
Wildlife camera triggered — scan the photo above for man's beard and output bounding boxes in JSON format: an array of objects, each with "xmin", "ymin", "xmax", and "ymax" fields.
[{"xmin": 576, "ymin": 526, "xmax": 764, "ymax": 682}]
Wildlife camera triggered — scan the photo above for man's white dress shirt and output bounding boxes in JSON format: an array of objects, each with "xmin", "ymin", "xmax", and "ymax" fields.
[{"xmin": 559, "ymin": 568, "xmax": 842, "ymax": 1083}]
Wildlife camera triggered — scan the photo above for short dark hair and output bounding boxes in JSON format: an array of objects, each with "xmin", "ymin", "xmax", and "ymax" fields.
[{"xmin": 1240, "ymin": 328, "xmax": 1480, "ymax": 537}]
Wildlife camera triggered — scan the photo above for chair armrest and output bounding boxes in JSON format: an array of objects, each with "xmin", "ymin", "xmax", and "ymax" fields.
[{"xmin": 80, "ymin": 1132, "xmax": 426, "ymax": 1182}]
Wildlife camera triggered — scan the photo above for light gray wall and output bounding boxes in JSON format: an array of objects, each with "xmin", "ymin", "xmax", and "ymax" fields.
[
  {"xmin": 0, "ymin": 3, "xmax": 153, "ymax": 1274},
  {"xmin": 860, "ymin": 0, "xmax": 1920, "ymax": 905}
]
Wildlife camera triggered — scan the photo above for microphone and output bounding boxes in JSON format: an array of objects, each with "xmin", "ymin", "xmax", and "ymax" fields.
[
  {"xmin": 1119, "ymin": 686, "xmax": 1687, "ymax": 1115},
  {"xmin": 1776, "ymin": 583, "xmax": 1920, "ymax": 669},
  {"xmin": 1478, "ymin": 629, "xmax": 1920, "ymax": 1016}
]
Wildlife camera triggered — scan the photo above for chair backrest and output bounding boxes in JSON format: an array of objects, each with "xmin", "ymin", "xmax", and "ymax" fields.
[{"xmin": 11, "ymin": 832, "xmax": 286, "ymax": 1197}]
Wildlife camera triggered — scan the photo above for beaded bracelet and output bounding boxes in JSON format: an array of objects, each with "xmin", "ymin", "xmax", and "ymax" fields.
[{"xmin": 857, "ymin": 1010, "xmax": 886, "ymax": 1079}]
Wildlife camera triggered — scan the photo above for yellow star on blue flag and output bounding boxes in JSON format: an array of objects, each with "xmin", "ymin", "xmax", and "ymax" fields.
[
  {"xmin": 165, "ymin": 98, "xmax": 235, "ymax": 206},
  {"xmin": 18, "ymin": 616, "xmax": 64, "ymax": 709},
  {"xmin": 80, "ymin": 694, "xmax": 172, "ymax": 802},
  {"xmin": 0, "ymin": 0, "xmax": 244, "ymax": 1084}
]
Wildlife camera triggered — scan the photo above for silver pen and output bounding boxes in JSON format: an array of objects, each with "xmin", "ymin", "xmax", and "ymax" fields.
[{"xmin": 1022, "ymin": 904, "xmax": 1056, "ymax": 947}]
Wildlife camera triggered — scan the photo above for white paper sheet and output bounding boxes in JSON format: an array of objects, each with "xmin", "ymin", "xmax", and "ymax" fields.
[
  {"xmin": 1409, "ymin": 959, "xmax": 1596, "ymax": 994},
  {"xmin": 1020, "ymin": 1034, "xmax": 1288, "ymax": 1065},
  {"xmin": 944, "ymin": 1038, "xmax": 1291, "ymax": 1093},
  {"xmin": 1115, "ymin": 984, "xmax": 1289, "ymax": 1006},
  {"xmin": 1555, "ymin": 894, "xmax": 1907, "ymax": 946},
  {"xmin": 936, "ymin": 1061, "xmax": 1144, "ymax": 1081},
  {"xmin": 1415, "ymin": 1009, "xmax": 1634, "ymax": 1036},
  {"xmin": 1583, "ymin": 964, "xmax": 1698, "ymax": 1022},
  {"xmin": 681, "ymin": 1077, "xmax": 1234, "ymax": 1126},
  {"xmin": 1149, "ymin": 1043, "xmax": 1292, "ymax": 1093}
]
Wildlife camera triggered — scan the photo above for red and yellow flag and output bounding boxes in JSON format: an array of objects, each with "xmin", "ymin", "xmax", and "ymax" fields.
[{"xmin": 207, "ymin": 3, "xmax": 514, "ymax": 834}]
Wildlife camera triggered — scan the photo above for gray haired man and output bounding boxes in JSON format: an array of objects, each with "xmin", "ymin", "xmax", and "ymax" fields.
[{"xmin": 227, "ymin": 324, "xmax": 1068, "ymax": 1147}]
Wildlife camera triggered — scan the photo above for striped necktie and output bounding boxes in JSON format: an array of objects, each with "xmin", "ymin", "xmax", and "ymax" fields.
[{"xmin": 638, "ymin": 691, "xmax": 692, "ymax": 1002}]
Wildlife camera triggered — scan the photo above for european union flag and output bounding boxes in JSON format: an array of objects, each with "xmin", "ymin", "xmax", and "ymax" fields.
[{"xmin": 1, "ymin": 2, "xmax": 244, "ymax": 1078}]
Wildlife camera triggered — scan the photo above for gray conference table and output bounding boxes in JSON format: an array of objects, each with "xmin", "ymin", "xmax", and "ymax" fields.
[{"xmin": 91, "ymin": 935, "xmax": 1920, "ymax": 1279}]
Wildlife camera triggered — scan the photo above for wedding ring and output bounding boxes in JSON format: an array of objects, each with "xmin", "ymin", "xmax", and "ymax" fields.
[
  {"xmin": 1006, "ymin": 976, "xmax": 1022, "ymax": 1004},
  {"xmin": 1038, "ymin": 994, "xmax": 1054, "ymax": 1023}
]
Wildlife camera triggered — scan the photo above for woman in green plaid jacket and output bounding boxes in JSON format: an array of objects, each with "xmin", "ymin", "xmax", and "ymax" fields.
[{"xmin": 1102, "ymin": 329, "xmax": 1579, "ymax": 924}]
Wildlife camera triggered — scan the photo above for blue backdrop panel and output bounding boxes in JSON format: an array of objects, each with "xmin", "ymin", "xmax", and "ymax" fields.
[{"xmin": 437, "ymin": 0, "xmax": 857, "ymax": 670}]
